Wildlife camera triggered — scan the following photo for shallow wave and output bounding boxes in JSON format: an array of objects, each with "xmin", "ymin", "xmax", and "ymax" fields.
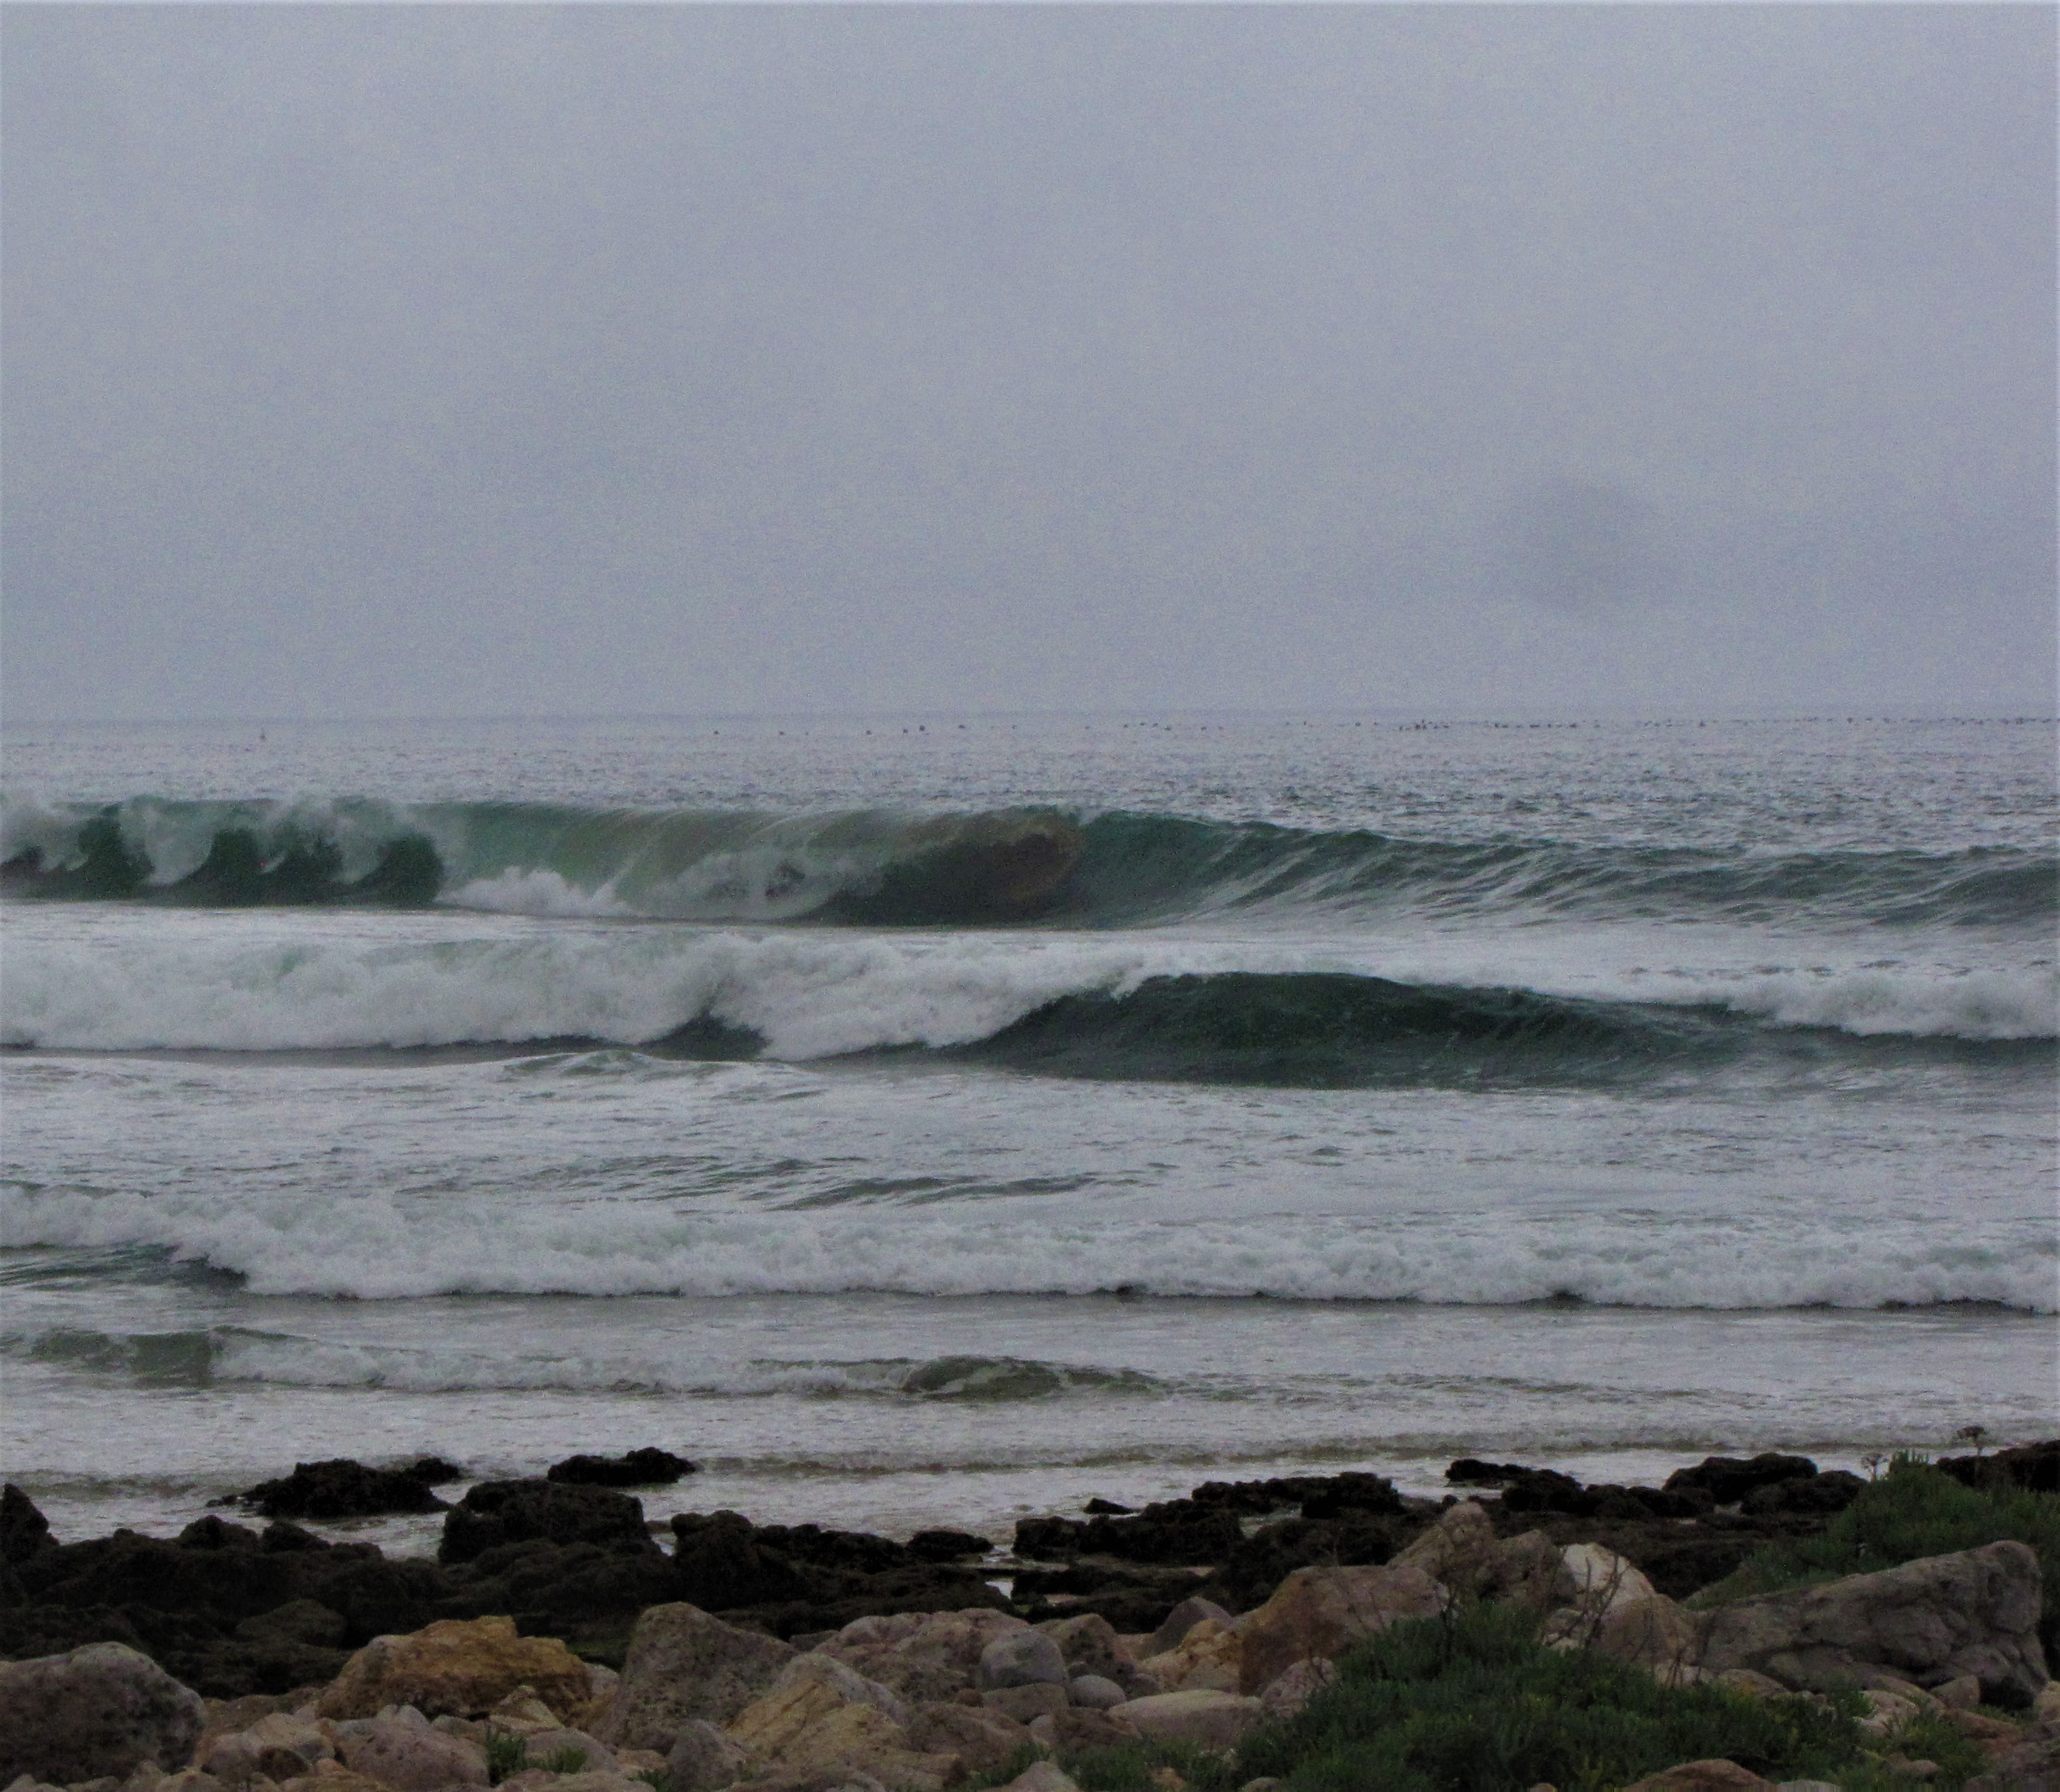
[
  {"xmin": 3, "ymin": 929, "xmax": 2051, "ymax": 1071},
  {"xmin": 5, "ymin": 793, "xmax": 2052, "ymax": 931},
  {"xmin": 4, "ymin": 1189, "xmax": 2053, "ymax": 1312},
  {"xmin": 0, "ymin": 1326, "xmax": 1163, "ymax": 1400}
]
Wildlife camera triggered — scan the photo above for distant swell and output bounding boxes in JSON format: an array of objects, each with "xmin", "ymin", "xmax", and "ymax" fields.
[{"xmin": 5, "ymin": 795, "xmax": 2052, "ymax": 930}]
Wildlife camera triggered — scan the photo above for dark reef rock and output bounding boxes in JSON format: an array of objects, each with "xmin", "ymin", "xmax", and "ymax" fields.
[
  {"xmin": 1011, "ymin": 1499, "xmax": 1243, "ymax": 1565},
  {"xmin": 1190, "ymin": 1471, "xmax": 1404, "ymax": 1518},
  {"xmin": 1740, "ymin": 1470, "xmax": 1865, "ymax": 1517},
  {"xmin": 440, "ymin": 1479, "xmax": 656, "ymax": 1565},
  {"xmin": 227, "ymin": 1458, "xmax": 460, "ymax": 1521},
  {"xmin": 1662, "ymin": 1452, "xmax": 1820, "ymax": 1507},
  {"xmin": 1936, "ymin": 1438, "xmax": 2060, "ymax": 1496},
  {"xmin": 1446, "ymin": 1459, "xmax": 1533, "ymax": 1488},
  {"xmin": 2, "ymin": 1485, "xmax": 56, "ymax": 1566},
  {"xmin": 546, "ymin": 1448, "xmax": 697, "ymax": 1488},
  {"xmin": 906, "ymin": 1527, "xmax": 994, "ymax": 1562}
]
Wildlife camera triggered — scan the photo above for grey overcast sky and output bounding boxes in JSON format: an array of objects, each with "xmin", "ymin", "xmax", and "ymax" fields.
[{"xmin": 2, "ymin": 3, "xmax": 2052, "ymax": 722}]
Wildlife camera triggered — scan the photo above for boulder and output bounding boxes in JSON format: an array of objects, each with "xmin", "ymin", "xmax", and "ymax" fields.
[
  {"xmin": 724, "ymin": 1655, "xmax": 954, "ymax": 1792},
  {"xmin": 1256, "ymin": 1656, "xmax": 1336, "ymax": 1720},
  {"xmin": 1235, "ymin": 1563, "xmax": 1446, "ymax": 1695},
  {"xmin": 1936, "ymin": 1440, "xmax": 2060, "ymax": 1497},
  {"xmin": 1117, "ymin": 1689, "xmax": 1265, "ymax": 1749},
  {"xmin": 662, "ymin": 1719, "xmax": 757, "ymax": 1792},
  {"xmin": 1739, "ymin": 1474, "xmax": 1863, "ymax": 1518},
  {"xmin": 979, "ymin": 1683, "xmax": 1067, "ymax": 1723},
  {"xmin": 823, "ymin": 1609, "xmax": 1026, "ymax": 1704},
  {"xmin": 337, "ymin": 1714, "xmax": 489, "ymax": 1791},
  {"xmin": 1696, "ymin": 1541, "xmax": 2048, "ymax": 1706},
  {"xmin": 1393, "ymin": 1498, "xmax": 1501, "ymax": 1596},
  {"xmin": 1138, "ymin": 1618, "xmax": 1240, "ymax": 1693},
  {"xmin": 1025, "ymin": 1707, "xmax": 1138, "ymax": 1753},
  {"xmin": 546, "ymin": 1451, "xmax": 696, "ymax": 1489},
  {"xmin": 903, "ymin": 1702, "xmax": 1032, "ymax": 1776},
  {"xmin": 1493, "ymin": 1530, "xmax": 1567, "ymax": 1611},
  {"xmin": 200, "ymin": 1712, "xmax": 335, "ymax": 1784},
  {"xmin": 317, "ymin": 1617, "xmax": 595, "ymax": 1721},
  {"xmin": 1144, "ymin": 1596, "xmax": 1231, "ymax": 1658},
  {"xmin": 597, "ymin": 1603, "xmax": 796, "ymax": 1752},
  {"xmin": 1965, "ymin": 1718, "xmax": 2060, "ymax": 1791},
  {"xmin": 0, "ymin": 1642, "xmax": 205, "ymax": 1782},
  {"xmin": 996, "ymin": 1767, "xmax": 1080, "ymax": 1792},
  {"xmin": 977, "ymin": 1630, "xmax": 1066, "ymax": 1690},
  {"xmin": 1555, "ymin": 1543, "xmax": 1659, "ymax": 1619},
  {"xmin": 440, "ymin": 1482, "xmax": 654, "ymax": 1565},
  {"xmin": 1066, "ymin": 1675, "xmax": 1126, "ymax": 1711},
  {"xmin": 1581, "ymin": 1593, "xmax": 1704, "ymax": 1687},
  {"xmin": 1620, "ymin": 1765, "xmax": 1774, "ymax": 1792},
  {"xmin": 1035, "ymin": 1614, "xmax": 1149, "ymax": 1693}
]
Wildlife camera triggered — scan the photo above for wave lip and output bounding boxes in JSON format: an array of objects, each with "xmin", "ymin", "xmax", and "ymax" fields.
[{"xmin": 6, "ymin": 794, "xmax": 2053, "ymax": 931}]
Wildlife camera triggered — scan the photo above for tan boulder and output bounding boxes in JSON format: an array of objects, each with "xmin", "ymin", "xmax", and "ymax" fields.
[
  {"xmin": 1493, "ymin": 1530, "xmax": 1566, "ymax": 1611},
  {"xmin": 316, "ymin": 1619, "xmax": 593, "ymax": 1721},
  {"xmin": 662, "ymin": 1718, "xmax": 758, "ymax": 1792},
  {"xmin": 904, "ymin": 1703, "xmax": 1032, "ymax": 1776},
  {"xmin": 1116, "ymin": 1690, "xmax": 1264, "ymax": 1750},
  {"xmin": 1036, "ymin": 1614, "xmax": 1151, "ymax": 1696},
  {"xmin": 1698, "ymin": 1541, "xmax": 2048, "ymax": 1704},
  {"xmin": 1256, "ymin": 1656, "xmax": 1335, "ymax": 1719},
  {"xmin": 202, "ymin": 1714, "xmax": 334, "ymax": 1785},
  {"xmin": 995, "ymin": 1767, "xmax": 1079, "ymax": 1792},
  {"xmin": 724, "ymin": 1657, "xmax": 956, "ymax": 1792},
  {"xmin": 337, "ymin": 1717, "xmax": 488, "ymax": 1791},
  {"xmin": 824, "ymin": 1610, "xmax": 1029, "ymax": 1704},
  {"xmin": 1619, "ymin": 1763, "xmax": 1773, "ymax": 1791},
  {"xmin": 1235, "ymin": 1564, "xmax": 1446, "ymax": 1695},
  {"xmin": 1561, "ymin": 1591, "xmax": 1702, "ymax": 1687},
  {"xmin": 1392, "ymin": 1499, "xmax": 1501, "ymax": 1597},
  {"xmin": 979, "ymin": 1683, "xmax": 1066, "ymax": 1723},
  {"xmin": 597, "ymin": 1605, "xmax": 796, "ymax": 1753},
  {"xmin": 1024, "ymin": 1707, "xmax": 1138, "ymax": 1753},
  {"xmin": 1137, "ymin": 1619, "xmax": 1239, "ymax": 1693}
]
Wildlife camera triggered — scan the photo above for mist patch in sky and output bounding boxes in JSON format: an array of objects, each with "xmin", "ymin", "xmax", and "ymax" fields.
[{"xmin": 1, "ymin": 3, "xmax": 2051, "ymax": 722}]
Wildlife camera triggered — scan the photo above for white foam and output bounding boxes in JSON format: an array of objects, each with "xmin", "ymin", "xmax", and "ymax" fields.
[
  {"xmin": 3, "ymin": 1180, "xmax": 2050, "ymax": 1312},
  {"xmin": 6, "ymin": 917, "xmax": 2053, "ymax": 1056}
]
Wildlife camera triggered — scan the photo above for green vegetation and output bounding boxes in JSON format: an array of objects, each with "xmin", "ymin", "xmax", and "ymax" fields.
[
  {"xmin": 536, "ymin": 1747, "xmax": 591, "ymax": 1775},
  {"xmin": 971, "ymin": 1603, "xmax": 1944, "ymax": 1792},
  {"xmin": 483, "ymin": 1729, "xmax": 529, "ymax": 1785}
]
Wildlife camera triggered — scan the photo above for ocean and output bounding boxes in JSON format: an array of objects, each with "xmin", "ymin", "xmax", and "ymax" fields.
[{"xmin": 1, "ymin": 712, "xmax": 2053, "ymax": 1556}]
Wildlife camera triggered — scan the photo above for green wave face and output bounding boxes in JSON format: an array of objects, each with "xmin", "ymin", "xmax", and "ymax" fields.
[{"xmin": 3, "ymin": 795, "xmax": 2053, "ymax": 930}]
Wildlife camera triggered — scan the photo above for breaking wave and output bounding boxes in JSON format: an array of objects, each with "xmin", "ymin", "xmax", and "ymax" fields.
[
  {"xmin": 4, "ymin": 795, "xmax": 2051, "ymax": 931},
  {"xmin": 3, "ymin": 1202, "xmax": 2051, "ymax": 1312},
  {"xmin": 3, "ymin": 929, "xmax": 2051, "ymax": 1078}
]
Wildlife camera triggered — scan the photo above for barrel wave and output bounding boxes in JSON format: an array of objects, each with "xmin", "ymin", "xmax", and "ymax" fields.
[{"xmin": 3, "ymin": 795, "xmax": 2052, "ymax": 931}]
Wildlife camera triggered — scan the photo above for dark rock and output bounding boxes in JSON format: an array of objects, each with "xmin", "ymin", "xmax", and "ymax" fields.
[
  {"xmin": 546, "ymin": 1448, "xmax": 698, "ymax": 1488},
  {"xmin": 2, "ymin": 1484, "xmax": 56, "ymax": 1566},
  {"xmin": 229, "ymin": 1458, "xmax": 456, "ymax": 1521},
  {"xmin": 1936, "ymin": 1439, "xmax": 2060, "ymax": 1496},
  {"xmin": 1740, "ymin": 1470, "xmax": 1865, "ymax": 1517},
  {"xmin": 1662, "ymin": 1452, "xmax": 1818, "ymax": 1507},
  {"xmin": 907, "ymin": 1528, "xmax": 994, "ymax": 1562},
  {"xmin": 671, "ymin": 1511, "xmax": 819, "ymax": 1610},
  {"xmin": 261, "ymin": 1521, "xmax": 331, "ymax": 1554},
  {"xmin": 235, "ymin": 1598, "xmax": 348, "ymax": 1647},
  {"xmin": 179, "ymin": 1515, "xmax": 262, "ymax": 1552},
  {"xmin": 1189, "ymin": 1471, "xmax": 1404, "ymax": 1519},
  {"xmin": 1497, "ymin": 1468, "xmax": 1597, "ymax": 1516},
  {"xmin": 1083, "ymin": 1498, "xmax": 1135, "ymax": 1515},
  {"xmin": 439, "ymin": 1478, "xmax": 655, "ymax": 1565},
  {"xmin": 1011, "ymin": 1499, "xmax": 1242, "ymax": 1566},
  {"xmin": 1446, "ymin": 1459, "xmax": 1533, "ymax": 1488}
]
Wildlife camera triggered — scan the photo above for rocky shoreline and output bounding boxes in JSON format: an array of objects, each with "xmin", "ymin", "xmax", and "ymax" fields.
[{"xmin": 3, "ymin": 1441, "xmax": 2056, "ymax": 1792}]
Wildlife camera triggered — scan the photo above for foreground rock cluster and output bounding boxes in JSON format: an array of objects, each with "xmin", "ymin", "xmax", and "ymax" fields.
[{"xmin": 2, "ymin": 1443, "xmax": 2054, "ymax": 1792}]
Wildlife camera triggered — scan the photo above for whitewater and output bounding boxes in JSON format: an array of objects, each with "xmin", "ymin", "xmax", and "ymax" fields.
[{"xmin": 1, "ymin": 712, "xmax": 2053, "ymax": 1550}]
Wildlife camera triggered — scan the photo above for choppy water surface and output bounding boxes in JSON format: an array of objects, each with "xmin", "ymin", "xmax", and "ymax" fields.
[{"xmin": 2, "ymin": 714, "xmax": 2053, "ymax": 1547}]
